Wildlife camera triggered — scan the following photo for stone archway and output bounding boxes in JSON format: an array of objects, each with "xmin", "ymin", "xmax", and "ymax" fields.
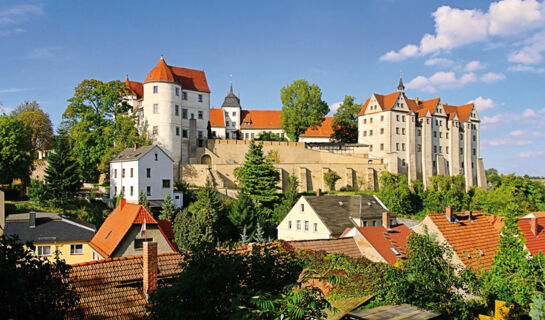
[{"xmin": 201, "ymin": 154, "xmax": 212, "ymax": 166}]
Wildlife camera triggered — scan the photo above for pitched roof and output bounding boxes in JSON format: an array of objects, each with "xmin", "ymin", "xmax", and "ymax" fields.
[
  {"xmin": 287, "ymin": 237, "xmax": 362, "ymax": 259},
  {"xmin": 67, "ymin": 252, "xmax": 184, "ymax": 319},
  {"xmin": 427, "ymin": 212, "xmax": 500, "ymax": 269},
  {"xmin": 124, "ymin": 76, "xmax": 143, "ymax": 99},
  {"xmin": 352, "ymin": 224, "xmax": 412, "ymax": 265},
  {"xmin": 357, "ymin": 98, "xmax": 371, "ymax": 116},
  {"xmin": 89, "ymin": 202, "xmax": 166, "ymax": 258},
  {"xmin": 300, "ymin": 117, "xmax": 333, "ymax": 138},
  {"xmin": 304, "ymin": 195, "xmax": 392, "ymax": 236},
  {"xmin": 221, "ymin": 86, "xmax": 241, "ymax": 108},
  {"xmin": 455, "ymin": 103, "xmax": 474, "ymax": 122},
  {"xmin": 240, "ymin": 110, "xmax": 282, "ymax": 129},
  {"xmin": 374, "ymin": 92, "xmax": 401, "ymax": 111},
  {"xmin": 518, "ymin": 217, "xmax": 545, "ymax": 255},
  {"xmin": 4, "ymin": 212, "xmax": 96, "ymax": 243},
  {"xmin": 143, "ymin": 57, "xmax": 210, "ymax": 93},
  {"xmin": 110, "ymin": 145, "xmax": 173, "ymax": 163},
  {"xmin": 210, "ymin": 108, "xmax": 225, "ymax": 127}
]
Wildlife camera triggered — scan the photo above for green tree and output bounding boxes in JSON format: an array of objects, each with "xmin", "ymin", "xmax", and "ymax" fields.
[
  {"xmin": 331, "ymin": 95, "xmax": 362, "ymax": 143},
  {"xmin": 0, "ymin": 235, "xmax": 78, "ymax": 319},
  {"xmin": 12, "ymin": 101, "xmax": 54, "ymax": 153},
  {"xmin": 138, "ymin": 190, "xmax": 150, "ymax": 211},
  {"xmin": 228, "ymin": 191, "xmax": 257, "ymax": 236},
  {"xmin": 273, "ymin": 175, "xmax": 299, "ymax": 225},
  {"xmin": 0, "ymin": 116, "xmax": 33, "ymax": 184},
  {"xmin": 255, "ymin": 132, "xmax": 287, "ymax": 142},
  {"xmin": 44, "ymin": 135, "xmax": 82, "ymax": 202},
  {"xmin": 234, "ymin": 140, "xmax": 280, "ymax": 207},
  {"xmin": 280, "ymin": 79, "xmax": 329, "ymax": 141},
  {"xmin": 324, "ymin": 170, "xmax": 341, "ymax": 191},
  {"xmin": 159, "ymin": 192, "xmax": 176, "ymax": 221},
  {"xmin": 378, "ymin": 171, "xmax": 418, "ymax": 217}
]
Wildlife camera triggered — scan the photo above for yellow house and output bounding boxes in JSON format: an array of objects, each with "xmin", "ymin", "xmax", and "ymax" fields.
[{"xmin": 3, "ymin": 211, "xmax": 96, "ymax": 265}]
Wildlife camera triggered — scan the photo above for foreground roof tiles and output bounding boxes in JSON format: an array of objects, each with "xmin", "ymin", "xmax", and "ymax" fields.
[
  {"xmin": 354, "ymin": 224, "xmax": 412, "ymax": 265},
  {"xmin": 287, "ymin": 237, "xmax": 362, "ymax": 259},
  {"xmin": 518, "ymin": 216, "xmax": 545, "ymax": 255}
]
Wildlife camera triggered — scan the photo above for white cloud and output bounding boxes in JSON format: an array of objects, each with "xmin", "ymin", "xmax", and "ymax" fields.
[
  {"xmin": 510, "ymin": 130, "xmax": 524, "ymax": 136},
  {"xmin": 464, "ymin": 60, "xmax": 485, "ymax": 71},
  {"xmin": 0, "ymin": 4, "xmax": 43, "ymax": 37},
  {"xmin": 480, "ymin": 72, "xmax": 506, "ymax": 82},
  {"xmin": 523, "ymin": 108, "xmax": 537, "ymax": 117},
  {"xmin": 482, "ymin": 114, "xmax": 503, "ymax": 124},
  {"xmin": 424, "ymin": 57, "xmax": 454, "ymax": 66},
  {"xmin": 484, "ymin": 138, "xmax": 533, "ymax": 146},
  {"xmin": 406, "ymin": 71, "xmax": 486, "ymax": 93},
  {"xmin": 471, "ymin": 96, "xmax": 497, "ymax": 111},
  {"xmin": 520, "ymin": 150, "xmax": 545, "ymax": 157},
  {"xmin": 508, "ymin": 64, "xmax": 545, "ymax": 72},
  {"xmin": 508, "ymin": 30, "xmax": 545, "ymax": 64},
  {"xmin": 329, "ymin": 101, "xmax": 343, "ymax": 113},
  {"xmin": 429, "ymin": 71, "xmax": 457, "ymax": 85},
  {"xmin": 0, "ymin": 88, "xmax": 31, "ymax": 94},
  {"xmin": 406, "ymin": 76, "xmax": 436, "ymax": 93},
  {"xmin": 489, "ymin": 0, "xmax": 544, "ymax": 35}
]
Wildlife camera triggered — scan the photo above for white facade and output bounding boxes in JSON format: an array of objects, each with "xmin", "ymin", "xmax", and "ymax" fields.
[
  {"xmin": 110, "ymin": 145, "xmax": 181, "ymax": 208},
  {"xmin": 277, "ymin": 197, "xmax": 333, "ymax": 241}
]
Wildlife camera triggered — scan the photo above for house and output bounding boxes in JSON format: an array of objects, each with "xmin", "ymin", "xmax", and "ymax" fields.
[
  {"xmin": 109, "ymin": 144, "xmax": 182, "ymax": 208},
  {"xmin": 277, "ymin": 193, "xmax": 394, "ymax": 241},
  {"xmin": 3, "ymin": 211, "xmax": 96, "ymax": 264},
  {"xmin": 519, "ymin": 212, "xmax": 545, "ymax": 255},
  {"xmin": 341, "ymin": 212, "xmax": 412, "ymax": 265},
  {"xmin": 88, "ymin": 200, "xmax": 176, "ymax": 260},
  {"xmin": 413, "ymin": 207, "xmax": 501, "ymax": 269},
  {"xmin": 287, "ymin": 237, "xmax": 365, "ymax": 259}
]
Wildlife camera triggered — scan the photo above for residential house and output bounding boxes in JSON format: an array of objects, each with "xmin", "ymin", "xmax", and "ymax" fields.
[
  {"xmin": 519, "ymin": 212, "xmax": 544, "ymax": 255},
  {"xmin": 413, "ymin": 208, "xmax": 501, "ymax": 269},
  {"xmin": 109, "ymin": 144, "xmax": 182, "ymax": 209},
  {"xmin": 3, "ymin": 211, "xmax": 96, "ymax": 264},
  {"xmin": 277, "ymin": 193, "xmax": 394, "ymax": 241},
  {"xmin": 89, "ymin": 200, "xmax": 176, "ymax": 260}
]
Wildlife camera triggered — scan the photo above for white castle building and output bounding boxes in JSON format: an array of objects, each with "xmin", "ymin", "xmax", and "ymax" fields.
[{"xmin": 358, "ymin": 78, "xmax": 486, "ymax": 190}]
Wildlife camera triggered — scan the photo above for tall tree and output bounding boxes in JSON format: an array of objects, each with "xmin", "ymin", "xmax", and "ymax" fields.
[
  {"xmin": 273, "ymin": 175, "xmax": 299, "ymax": 224},
  {"xmin": 44, "ymin": 134, "xmax": 82, "ymax": 202},
  {"xmin": 331, "ymin": 95, "xmax": 362, "ymax": 143},
  {"xmin": 12, "ymin": 101, "xmax": 54, "ymax": 153},
  {"xmin": 159, "ymin": 192, "xmax": 176, "ymax": 221},
  {"xmin": 228, "ymin": 191, "xmax": 257, "ymax": 236},
  {"xmin": 0, "ymin": 116, "xmax": 33, "ymax": 184},
  {"xmin": 138, "ymin": 191, "xmax": 150, "ymax": 211},
  {"xmin": 280, "ymin": 79, "xmax": 329, "ymax": 141},
  {"xmin": 234, "ymin": 140, "xmax": 280, "ymax": 207}
]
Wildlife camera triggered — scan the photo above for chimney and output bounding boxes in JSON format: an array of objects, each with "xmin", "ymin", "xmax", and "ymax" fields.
[
  {"xmin": 531, "ymin": 217, "xmax": 538, "ymax": 236},
  {"xmin": 466, "ymin": 210, "xmax": 473, "ymax": 222},
  {"xmin": 120, "ymin": 198, "xmax": 126, "ymax": 209},
  {"xmin": 415, "ymin": 97, "xmax": 419, "ymax": 105},
  {"xmin": 143, "ymin": 241, "xmax": 158, "ymax": 300},
  {"xmin": 133, "ymin": 143, "xmax": 139, "ymax": 150},
  {"xmin": 237, "ymin": 93, "xmax": 240, "ymax": 100},
  {"xmin": 382, "ymin": 212, "xmax": 391, "ymax": 230},
  {"xmin": 445, "ymin": 206, "xmax": 453, "ymax": 223},
  {"xmin": 29, "ymin": 211, "xmax": 36, "ymax": 228},
  {"xmin": 0, "ymin": 191, "xmax": 4, "ymax": 234},
  {"xmin": 316, "ymin": 188, "xmax": 322, "ymax": 197}
]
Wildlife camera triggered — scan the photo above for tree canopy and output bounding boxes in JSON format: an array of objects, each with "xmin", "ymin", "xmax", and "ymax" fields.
[
  {"xmin": 12, "ymin": 101, "xmax": 54, "ymax": 152},
  {"xmin": 280, "ymin": 79, "xmax": 329, "ymax": 141},
  {"xmin": 44, "ymin": 134, "xmax": 82, "ymax": 202},
  {"xmin": 331, "ymin": 95, "xmax": 362, "ymax": 143},
  {"xmin": 0, "ymin": 116, "xmax": 33, "ymax": 184}
]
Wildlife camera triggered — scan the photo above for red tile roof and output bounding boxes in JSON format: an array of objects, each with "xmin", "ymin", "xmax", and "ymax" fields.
[
  {"xmin": 354, "ymin": 224, "xmax": 412, "ymax": 265},
  {"xmin": 518, "ymin": 217, "xmax": 545, "ymax": 255},
  {"xmin": 145, "ymin": 56, "xmax": 176, "ymax": 83},
  {"xmin": 210, "ymin": 108, "xmax": 225, "ymax": 127},
  {"xmin": 301, "ymin": 117, "xmax": 333, "ymax": 138},
  {"xmin": 158, "ymin": 220, "xmax": 174, "ymax": 243},
  {"xmin": 427, "ymin": 212, "xmax": 500, "ymax": 270},
  {"xmin": 240, "ymin": 110, "xmax": 282, "ymax": 129},
  {"xmin": 143, "ymin": 57, "xmax": 210, "ymax": 93},
  {"xmin": 287, "ymin": 237, "xmax": 363, "ymax": 259},
  {"xmin": 124, "ymin": 76, "xmax": 143, "ymax": 99},
  {"xmin": 357, "ymin": 98, "xmax": 371, "ymax": 116}
]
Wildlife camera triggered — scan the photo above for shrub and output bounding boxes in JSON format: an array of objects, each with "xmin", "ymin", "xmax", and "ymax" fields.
[{"xmin": 324, "ymin": 170, "xmax": 341, "ymax": 191}]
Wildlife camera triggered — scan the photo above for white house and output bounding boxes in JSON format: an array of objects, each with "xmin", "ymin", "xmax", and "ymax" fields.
[
  {"xmin": 277, "ymin": 193, "xmax": 393, "ymax": 241},
  {"xmin": 109, "ymin": 145, "xmax": 182, "ymax": 209}
]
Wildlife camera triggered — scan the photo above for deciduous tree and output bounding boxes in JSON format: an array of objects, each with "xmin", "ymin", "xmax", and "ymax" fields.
[
  {"xmin": 0, "ymin": 116, "xmax": 33, "ymax": 184},
  {"xmin": 331, "ymin": 95, "xmax": 361, "ymax": 143},
  {"xmin": 12, "ymin": 101, "xmax": 54, "ymax": 153}
]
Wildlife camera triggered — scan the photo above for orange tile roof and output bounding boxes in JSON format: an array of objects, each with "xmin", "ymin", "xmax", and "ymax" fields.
[
  {"xmin": 377, "ymin": 92, "xmax": 401, "ymax": 111},
  {"xmin": 355, "ymin": 224, "xmax": 412, "ymax": 265},
  {"xmin": 422, "ymin": 98, "xmax": 440, "ymax": 114},
  {"xmin": 427, "ymin": 212, "xmax": 500, "ymax": 270},
  {"xmin": 301, "ymin": 117, "xmax": 333, "ymax": 137},
  {"xmin": 357, "ymin": 98, "xmax": 371, "ymax": 116},
  {"xmin": 524, "ymin": 212, "xmax": 545, "ymax": 218},
  {"xmin": 455, "ymin": 103, "xmax": 474, "ymax": 122},
  {"xmin": 89, "ymin": 202, "xmax": 161, "ymax": 258},
  {"xmin": 143, "ymin": 57, "xmax": 210, "ymax": 93},
  {"xmin": 240, "ymin": 110, "xmax": 282, "ymax": 129},
  {"xmin": 518, "ymin": 217, "xmax": 545, "ymax": 255},
  {"xmin": 287, "ymin": 237, "xmax": 363, "ymax": 259},
  {"xmin": 145, "ymin": 56, "xmax": 176, "ymax": 83},
  {"xmin": 210, "ymin": 108, "xmax": 225, "ymax": 127},
  {"xmin": 124, "ymin": 76, "xmax": 143, "ymax": 99}
]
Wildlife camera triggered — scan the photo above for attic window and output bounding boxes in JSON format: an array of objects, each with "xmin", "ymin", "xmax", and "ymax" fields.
[
  {"xmin": 477, "ymin": 249, "xmax": 484, "ymax": 256},
  {"xmin": 464, "ymin": 251, "xmax": 471, "ymax": 259},
  {"xmin": 105, "ymin": 230, "xmax": 112, "ymax": 240}
]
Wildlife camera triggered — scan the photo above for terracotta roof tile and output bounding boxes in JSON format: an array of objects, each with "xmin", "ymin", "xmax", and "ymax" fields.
[
  {"xmin": 357, "ymin": 98, "xmax": 371, "ymax": 116},
  {"xmin": 124, "ymin": 76, "xmax": 143, "ymax": 99},
  {"xmin": 355, "ymin": 224, "xmax": 412, "ymax": 265},
  {"xmin": 210, "ymin": 108, "xmax": 225, "ymax": 127},
  {"xmin": 240, "ymin": 110, "xmax": 282, "ymax": 129},
  {"xmin": 144, "ymin": 57, "xmax": 176, "ymax": 83},
  {"xmin": 428, "ymin": 212, "xmax": 500, "ymax": 269},
  {"xmin": 301, "ymin": 117, "xmax": 333, "ymax": 138},
  {"xmin": 143, "ymin": 57, "xmax": 210, "ymax": 93},
  {"xmin": 518, "ymin": 217, "xmax": 545, "ymax": 255},
  {"xmin": 287, "ymin": 237, "xmax": 362, "ymax": 259}
]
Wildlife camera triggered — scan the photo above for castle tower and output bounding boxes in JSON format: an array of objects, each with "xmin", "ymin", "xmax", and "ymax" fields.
[{"xmin": 221, "ymin": 81, "xmax": 242, "ymax": 139}]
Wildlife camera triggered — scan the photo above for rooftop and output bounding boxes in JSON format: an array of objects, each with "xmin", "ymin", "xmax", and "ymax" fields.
[
  {"xmin": 110, "ymin": 145, "xmax": 173, "ymax": 163},
  {"xmin": 348, "ymin": 224, "xmax": 412, "ymax": 265},
  {"xmin": 287, "ymin": 237, "xmax": 363, "ymax": 259}
]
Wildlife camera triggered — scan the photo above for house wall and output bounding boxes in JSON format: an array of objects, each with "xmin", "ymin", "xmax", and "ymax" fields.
[
  {"xmin": 34, "ymin": 241, "xmax": 94, "ymax": 265},
  {"xmin": 277, "ymin": 197, "xmax": 332, "ymax": 240},
  {"xmin": 352, "ymin": 231, "xmax": 388, "ymax": 263},
  {"xmin": 110, "ymin": 224, "xmax": 175, "ymax": 258}
]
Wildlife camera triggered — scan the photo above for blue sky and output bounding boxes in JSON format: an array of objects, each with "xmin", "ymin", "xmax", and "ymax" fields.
[{"xmin": 1, "ymin": 0, "xmax": 545, "ymax": 176}]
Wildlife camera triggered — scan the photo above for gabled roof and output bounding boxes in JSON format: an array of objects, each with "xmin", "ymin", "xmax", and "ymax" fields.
[
  {"xmin": 300, "ymin": 117, "xmax": 333, "ymax": 138},
  {"xmin": 519, "ymin": 217, "xmax": 545, "ymax": 255},
  {"xmin": 455, "ymin": 103, "xmax": 474, "ymax": 122},
  {"xmin": 89, "ymin": 202, "xmax": 172, "ymax": 258},
  {"xmin": 4, "ymin": 212, "xmax": 96, "ymax": 243},
  {"xmin": 357, "ymin": 98, "xmax": 371, "ymax": 116},
  {"xmin": 221, "ymin": 85, "xmax": 241, "ymax": 108},
  {"xmin": 287, "ymin": 237, "xmax": 363, "ymax": 259},
  {"xmin": 303, "ymin": 195, "xmax": 392, "ymax": 236},
  {"xmin": 350, "ymin": 224, "xmax": 412, "ymax": 265},
  {"xmin": 240, "ymin": 110, "xmax": 282, "ymax": 129},
  {"xmin": 426, "ymin": 212, "xmax": 500, "ymax": 269},
  {"xmin": 374, "ymin": 91, "xmax": 401, "ymax": 111},
  {"xmin": 124, "ymin": 76, "xmax": 143, "ymax": 99},
  {"xmin": 143, "ymin": 57, "xmax": 210, "ymax": 93},
  {"xmin": 110, "ymin": 145, "xmax": 173, "ymax": 163},
  {"xmin": 210, "ymin": 108, "xmax": 225, "ymax": 127}
]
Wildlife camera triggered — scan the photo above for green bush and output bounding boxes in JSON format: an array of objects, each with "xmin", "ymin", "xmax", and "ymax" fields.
[{"xmin": 324, "ymin": 170, "xmax": 341, "ymax": 191}]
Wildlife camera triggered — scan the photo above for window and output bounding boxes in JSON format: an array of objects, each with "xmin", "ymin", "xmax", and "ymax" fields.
[
  {"xmin": 146, "ymin": 186, "xmax": 151, "ymax": 196},
  {"xmin": 114, "ymin": 169, "xmax": 117, "ymax": 178},
  {"xmin": 460, "ymin": 148, "xmax": 463, "ymax": 155},
  {"xmin": 130, "ymin": 186, "xmax": 134, "ymax": 196},
  {"xmin": 372, "ymin": 220, "xmax": 377, "ymax": 227},
  {"xmin": 313, "ymin": 223, "xmax": 318, "ymax": 232},
  {"xmin": 434, "ymin": 146, "xmax": 437, "ymax": 153},
  {"xmin": 304, "ymin": 221, "xmax": 309, "ymax": 231},
  {"xmin": 446, "ymin": 147, "xmax": 449, "ymax": 154},
  {"xmin": 154, "ymin": 153, "xmax": 158, "ymax": 161},
  {"xmin": 363, "ymin": 131, "xmax": 367, "ymax": 137},
  {"xmin": 122, "ymin": 186, "xmax": 125, "ymax": 195},
  {"xmin": 363, "ymin": 119, "xmax": 367, "ymax": 124},
  {"xmin": 198, "ymin": 111, "xmax": 203, "ymax": 120},
  {"xmin": 182, "ymin": 108, "xmax": 188, "ymax": 119},
  {"xmin": 363, "ymin": 221, "xmax": 368, "ymax": 227},
  {"xmin": 435, "ymin": 119, "xmax": 438, "ymax": 126},
  {"xmin": 226, "ymin": 132, "xmax": 230, "ymax": 139},
  {"xmin": 225, "ymin": 111, "xmax": 228, "ymax": 117},
  {"xmin": 396, "ymin": 115, "xmax": 400, "ymax": 121},
  {"xmin": 473, "ymin": 148, "xmax": 476, "ymax": 156},
  {"xmin": 182, "ymin": 129, "xmax": 188, "ymax": 138},
  {"xmin": 301, "ymin": 203, "xmax": 304, "ymax": 212},
  {"xmin": 370, "ymin": 118, "xmax": 373, "ymax": 123},
  {"xmin": 37, "ymin": 245, "xmax": 51, "ymax": 257},
  {"xmin": 245, "ymin": 133, "xmax": 248, "ymax": 139},
  {"xmin": 439, "ymin": 146, "xmax": 442, "ymax": 153},
  {"xmin": 122, "ymin": 168, "xmax": 125, "ymax": 178},
  {"xmin": 153, "ymin": 104, "xmax": 159, "ymax": 113},
  {"xmin": 446, "ymin": 132, "xmax": 449, "ymax": 139},
  {"xmin": 380, "ymin": 115, "xmax": 384, "ymax": 121},
  {"xmin": 380, "ymin": 128, "xmax": 384, "ymax": 134},
  {"xmin": 418, "ymin": 129, "xmax": 421, "ymax": 137},
  {"xmin": 439, "ymin": 132, "xmax": 442, "ymax": 138},
  {"xmin": 182, "ymin": 92, "xmax": 187, "ymax": 100},
  {"xmin": 402, "ymin": 115, "xmax": 406, "ymax": 122},
  {"xmin": 162, "ymin": 179, "xmax": 170, "ymax": 188},
  {"xmin": 434, "ymin": 131, "xmax": 437, "ymax": 138},
  {"xmin": 288, "ymin": 221, "xmax": 292, "ymax": 229},
  {"xmin": 191, "ymin": 113, "xmax": 195, "ymax": 119},
  {"xmin": 396, "ymin": 127, "xmax": 399, "ymax": 134},
  {"xmin": 198, "ymin": 131, "xmax": 203, "ymax": 139},
  {"xmin": 175, "ymin": 87, "xmax": 179, "ymax": 96},
  {"xmin": 396, "ymin": 143, "xmax": 399, "ymax": 151},
  {"xmin": 130, "ymin": 168, "xmax": 133, "ymax": 177},
  {"xmin": 402, "ymin": 143, "xmax": 405, "ymax": 151},
  {"xmin": 114, "ymin": 186, "xmax": 117, "ymax": 195},
  {"xmin": 152, "ymin": 126, "xmax": 158, "ymax": 136},
  {"xmin": 175, "ymin": 105, "xmax": 179, "ymax": 116},
  {"xmin": 70, "ymin": 244, "xmax": 83, "ymax": 255},
  {"xmin": 176, "ymin": 127, "xmax": 180, "ymax": 136},
  {"xmin": 402, "ymin": 128, "xmax": 405, "ymax": 135},
  {"xmin": 198, "ymin": 94, "xmax": 203, "ymax": 102},
  {"xmin": 380, "ymin": 143, "xmax": 384, "ymax": 151},
  {"xmin": 153, "ymin": 86, "xmax": 158, "ymax": 94},
  {"xmin": 369, "ymin": 145, "xmax": 373, "ymax": 152},
  {"xmin": 439, "ymin": 120, "xmax": 442, "ymax": 126},
  {"xmin": 226, "ymin": 120, "xmax": 230, "ymax": 127},
  {"xmin": 473, "ymin": 135, "xmax": 476, "ymax": 142},
  {"xmin": 369, "ymin": 130, "xmax": 373, "ymax": 136},
  {"xmin": 134, "ymin": 238, "xmax": 153, "ymax": 251},
  {"xmin": 296, "ymin": 220, "xmax": 301, "ymax": 230},
  {"xmin": 417, "ymin": 144, "xmax": 421, "ymax": 152},
  {"xmin": 232, "ymin": 122, "xmax": 236, "ymax": 127}
]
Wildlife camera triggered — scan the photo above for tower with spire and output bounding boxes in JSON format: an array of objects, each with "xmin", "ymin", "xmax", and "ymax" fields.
[
  {"xmin": 220, "ymin": 77, "xmax": 242, "ymax": 139},
  {"xmin": 397, "ymin": 70, "xmax": 405, "ymax": 92}
]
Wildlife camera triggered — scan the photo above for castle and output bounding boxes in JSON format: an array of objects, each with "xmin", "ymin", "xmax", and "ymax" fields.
[{"xmin": 123, "ymin": 57, "xmax": 486, "ymax": 191}]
